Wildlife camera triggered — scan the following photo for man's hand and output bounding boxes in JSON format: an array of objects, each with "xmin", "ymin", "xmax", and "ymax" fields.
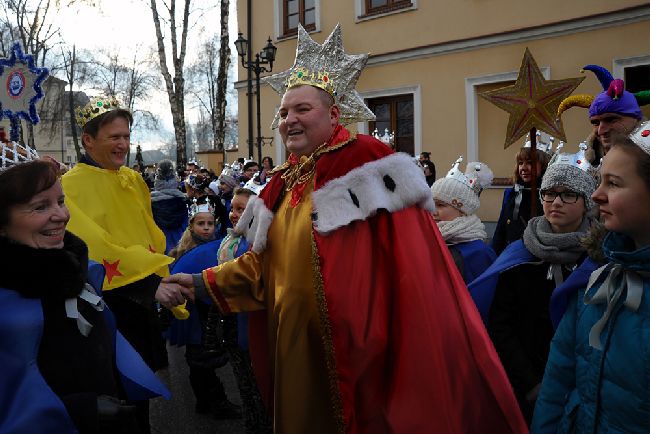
[
  {"xmin": 162, "ymin": 273, "xmax": 196, "ymax": 301},
  {"xmin": 155, "ymin": 280, "xmax": 187, "ymax": 309}
]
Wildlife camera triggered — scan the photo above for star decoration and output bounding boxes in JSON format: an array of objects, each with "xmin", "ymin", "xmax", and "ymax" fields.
[
  {"xmin": 265, "ymin": 23, "xmax": 375, "ymax": 128},
  {"xmin": 102, "ymin": 259, "xmax": 123, "ymax": 284},
  {"xmin": 0, "ymin": 42, "xmax": 49, "ymax": 141},
  {"xmin": 480, "ymin": 48, "xmax": 584, "ymax": 148}
]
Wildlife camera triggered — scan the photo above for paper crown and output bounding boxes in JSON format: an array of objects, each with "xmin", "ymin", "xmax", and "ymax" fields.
[
  {"xmin": 547, "ymin": 142, "xmax": 597, "ymax": 176},
  {"xmin": 542, "ymin": 142, "xmax": 599, "ymax": 209},
  {"xmin": 431, "ymin": 156, "xmax": 493, "ymax": 215},
  {"xmin": 75, "ymin": 95, "xmax": 127, "ymax": 129},
  {"xmin": 265, "ymin": 24, "xmax": 376, "ymax": 128},
  {"xmin": 443, "ymin": 156, "xmax": 494, "ymax": 196},
  {"xmin": 0, "ymin": 128, "xmax": 39, "ymax": 170},
  {"xmin": 188, "ymin": 199, "xmax": 214, "ymax": 220},
  {"xmin": 220, "ymin": 163, "xmax": 242, "ymax": 180},
  {"xmin": 628, "ymin": 120, "xmax": 650, "ymax": 156},
  {"xmin": 557, "ymin": 64, "xmax": 649, "ymax": 121},
  {"xmin": 522, "ymin": 130, "xmax": 556, "ymax": 154},
  {"xmin": 243, "ymin": 173, "xmax": 267, "ymax": 195}
]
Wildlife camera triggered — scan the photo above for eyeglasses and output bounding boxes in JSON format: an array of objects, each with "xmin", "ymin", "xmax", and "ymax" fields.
[{"xmin": 539, "ymin": 189, "xmax": 581, "ymax": 204}]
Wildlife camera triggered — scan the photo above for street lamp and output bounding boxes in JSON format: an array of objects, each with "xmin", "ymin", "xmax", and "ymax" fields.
[{"xmin": 235, "ymin": 32, "xmax": 277, "ymax": 163}]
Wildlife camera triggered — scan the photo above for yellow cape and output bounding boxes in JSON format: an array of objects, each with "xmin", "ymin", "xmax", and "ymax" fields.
[{"xmin": 62, "ymin": 163, "xmax": 173, "ymax": 290}]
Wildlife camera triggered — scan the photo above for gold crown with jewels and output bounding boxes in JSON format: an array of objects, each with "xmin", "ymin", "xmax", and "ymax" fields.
[
  {"xmin": 75, "ymin": 95, "xmax": 125, "ymax": 129},
  {"xmin": 286, "ymin": 67, "xmax": 336, "ymax": 97}
]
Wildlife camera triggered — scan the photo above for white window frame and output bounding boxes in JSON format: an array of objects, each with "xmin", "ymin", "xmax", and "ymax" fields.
[
  {"xmin": 358, "ymin": 85, "xmax": 421, "ymax": 156},
  {"xmin": 464, "ymin": 67, "xmax": 550, "ymax": 162},
  {"xmin": 274, "ymin": 0, "xmax": 321, "ymax": 41},
  {"xmin": 354, "ymin": 0, "xmax": 418, "ymax": 23},
  {"xmin": 613, "ymin": 54, "xmax": 650, "ymax": 82}
]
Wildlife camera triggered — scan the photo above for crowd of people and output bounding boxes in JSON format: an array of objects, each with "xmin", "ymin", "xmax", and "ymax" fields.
[{"xmin": 2, "ymin": 22, "xmax": 650, "ymax": 434}]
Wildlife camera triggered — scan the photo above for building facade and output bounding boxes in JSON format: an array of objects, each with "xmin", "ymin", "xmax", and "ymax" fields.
[{"xmin": 234, "ymin": 0, "xmax": 650, "ymax": 223}]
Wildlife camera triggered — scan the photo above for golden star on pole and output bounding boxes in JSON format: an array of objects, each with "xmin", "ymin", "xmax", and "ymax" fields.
[{"xmin": 480, "ymin": 48, "xmax": 584, "ymax": 148}]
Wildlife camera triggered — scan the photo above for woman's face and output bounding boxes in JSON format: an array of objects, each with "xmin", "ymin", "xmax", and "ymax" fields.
[
  {"xmin": 541, "ymin": 186, "xmax": 586, "ymax": 234},
  {"xmin": 190, "ymin": 212, "xmax": 215, "ymax": 239},
  {"xmin": 432, "ymin": 199, "xmax": 464, "ymax": 222},
  {"xmin": 592, "ymin": 146, "xmax": 650, "ymax": 247},
  {"xmin": 518, "ymin": 159, "xmax": 543, "ymax": 183},
  {"xmin": 1, "ymin": 180, "xmax": 69, "ymax": 249},
  {"xmin": 262, "ymin": 158, "xmax": 272, "ymax": 170},
  {"xmin": 229, "ymin": 194, "xmax": 250, "ymax": 227}
]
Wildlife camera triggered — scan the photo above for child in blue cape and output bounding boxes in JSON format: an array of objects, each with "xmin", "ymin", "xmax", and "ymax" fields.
[
  {"xmin": 217, "ymin": 186, "xmax": 273, "ymax": 434},
  {"xmin": 532, "ymin": 122, "xmax": 650, "ymax": 433},
  {"xmin": 471, "ymin": 144, "xmax": 597, "ymax": 424},
  {"xmin": 431, "ymin": 157, "xmax": 496, "ymax": 283}
]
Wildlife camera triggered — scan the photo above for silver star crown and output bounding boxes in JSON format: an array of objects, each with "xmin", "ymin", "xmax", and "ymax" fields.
[{"xmin": 265, "ymin": 23, "xmax": 376, "ymax": 128}]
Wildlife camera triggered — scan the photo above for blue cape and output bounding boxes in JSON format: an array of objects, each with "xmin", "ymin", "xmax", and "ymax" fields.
[
  {"xmin": 164, "ymin": 239, "xmax": 222, "ymax": 346},
  {"xmin": 454, "ymin": 240, "xmax": 497, "ymax": 284},
  {"xmin": 0, "ymin": 261, "xmax": 169, "ymax": 434},
  {"xmin": 468, "ymin": 240, "xmax": 535, "ymax": 324}
]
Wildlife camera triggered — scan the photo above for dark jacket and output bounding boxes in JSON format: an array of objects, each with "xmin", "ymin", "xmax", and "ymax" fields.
[
  {"xmin": 489, "ymin": 256, "xmax": 585, "ymax": 423},
  {"xmin": 491, "ymin": 183, "xmax": 543, "ymax": 254},
  {"xmin": 0, "ymin": 233, "xmax": 121, "ymax": 433}
]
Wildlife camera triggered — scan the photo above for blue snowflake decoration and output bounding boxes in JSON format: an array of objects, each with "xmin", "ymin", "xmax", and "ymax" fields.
[{"xmin": 0, "ymin": 42, "xmax": 49, "ymax": 141}]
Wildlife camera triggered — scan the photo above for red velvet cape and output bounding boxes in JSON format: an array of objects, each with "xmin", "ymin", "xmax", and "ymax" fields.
[{"xmin": 249, "ymin": 129, "xmax": 527, "ymax": 433}]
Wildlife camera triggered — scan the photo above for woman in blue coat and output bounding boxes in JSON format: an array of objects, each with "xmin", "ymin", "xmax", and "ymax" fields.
[{"xmin": 532, "ymin": 123, "xmax": 650, "ymax": 433}]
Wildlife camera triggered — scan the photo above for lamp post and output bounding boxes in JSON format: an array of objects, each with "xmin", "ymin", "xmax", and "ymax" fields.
[{"xmin": 235, "ymin": 33, "xmax": 277, "ymax": 164}]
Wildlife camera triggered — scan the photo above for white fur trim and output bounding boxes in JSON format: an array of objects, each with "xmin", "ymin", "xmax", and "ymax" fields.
[
  {"xmin": 234, "ymin": 195, "xmax": 274, "ymax": 253},
  {"xmin": 311, "ymin": 152, "xmax": 435, "ymax": 235}
]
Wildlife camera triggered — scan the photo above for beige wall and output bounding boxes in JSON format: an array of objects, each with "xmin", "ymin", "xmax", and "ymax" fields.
[{"xmin": 235, "ymin": 1, "xmax": 650, "ymax": 222}]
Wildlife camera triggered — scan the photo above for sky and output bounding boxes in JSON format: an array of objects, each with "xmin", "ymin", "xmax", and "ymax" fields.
[{"xmin": 56, "ymin": 0, "xmax": 240, "ymax": 151}]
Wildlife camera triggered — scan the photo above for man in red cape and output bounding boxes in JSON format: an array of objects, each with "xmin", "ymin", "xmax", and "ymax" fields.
[{"xmin": 157, "ymin": 24, "xmax": 527, "ymax": 434}]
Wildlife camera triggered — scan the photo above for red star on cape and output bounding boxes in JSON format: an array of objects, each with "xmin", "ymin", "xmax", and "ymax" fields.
[
  {"xmin": 102, "ymin": 259, "xmax": 123, "ymax": 284},
  {"xmin": 480, "ymin": 48, "xmax": 585, "ymax": 148}
]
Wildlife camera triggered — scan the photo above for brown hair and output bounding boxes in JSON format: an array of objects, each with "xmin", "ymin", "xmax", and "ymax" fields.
[
  {"xmin": 82, "ymin": 109, "xmax": 133, "ymax": 144},
  {"xmin": 513, "ymin": 148, "xmax": 552, "ymax": 184},
  {"xmin": 0, "ymin": 159, "xmax": 59, "ymax": 228},
  {"xmin": 233, "ymin": 187, "xmax": 257, "ymax": 198},
  {"xmin": 611, "ymin": 138, "xmax": 650, "ymax": 191}
]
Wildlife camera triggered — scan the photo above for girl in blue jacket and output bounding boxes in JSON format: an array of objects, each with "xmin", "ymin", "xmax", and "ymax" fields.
[{"xmin": 532, "ymin": 122, "xmax": 650, "ymax": 433}]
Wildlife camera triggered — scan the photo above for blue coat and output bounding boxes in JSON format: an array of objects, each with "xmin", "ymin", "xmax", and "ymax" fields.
[
  {"xmin": 532, "ymin": 233, "xmax": 650, "ymax": 434},
  {"xmin": 451, "ymin": 239, "xmax": 497, "ymax": 284}
]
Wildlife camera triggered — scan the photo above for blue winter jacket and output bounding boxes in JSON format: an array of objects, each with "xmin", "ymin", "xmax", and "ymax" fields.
[{"xmin": 532, "ymin": 232, "xmax": 650, "ymax": 434}]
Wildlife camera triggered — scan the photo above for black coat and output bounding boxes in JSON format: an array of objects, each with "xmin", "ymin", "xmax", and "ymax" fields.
[
  {"xmin": 488, "ymin": 256, "xmax": 585, "ymax": 423},
  {"xmin": 491, "ymin": 182, "xmax": 543, "ymax": 255},
  {"xmin": 0, "ymin": 233, "xmax": 120, "ymax": 433}
]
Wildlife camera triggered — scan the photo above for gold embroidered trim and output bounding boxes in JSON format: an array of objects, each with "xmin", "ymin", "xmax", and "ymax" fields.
[
  {"xmin": 277, "ymin": 133, "xmax": 357, "ymax": 192},
  {"xmin": 311, "ymin": 234, "xmax": 346, "ymax": 434}
]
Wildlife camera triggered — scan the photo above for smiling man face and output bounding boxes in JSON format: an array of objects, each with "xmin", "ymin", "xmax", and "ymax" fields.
[
  {"xmin": 82, "ymin": 112, "xmax": 132, "ymax": 171},
  {"xmin": 278, "ymin": 85, "xmax": 340, "ymax": 157}
]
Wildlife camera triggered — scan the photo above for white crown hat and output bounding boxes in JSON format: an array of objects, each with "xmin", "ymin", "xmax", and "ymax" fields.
[
  {"xmin": 628, "ymin": 120, "xmax": 650, "ymax": 156},
  {"xmin": 187, "ymin": 198, "xmax": 214, "ymax": 220},
  {"xmin": 430, "ymin": 156, "xmax": 494, "ymax": 215},
  {"xmin": 242, "ymin": 172, "xmax": 267, "ymax": 195},
  {"xmin": 522, "ymin": 130, "xmax": 556, "ymax": 154},
  {"xmin": 0, "ymin": 128, "xmax": 39, "ymax": 170},
  {"xmin": 541, "ymin": 142, "xmax": 598, "ymax": 209}
]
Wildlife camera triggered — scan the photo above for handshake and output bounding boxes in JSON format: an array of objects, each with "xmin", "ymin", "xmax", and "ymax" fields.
[{"xmin": 155, "ymin": 273, "xmax": 196, "ymax": 309}]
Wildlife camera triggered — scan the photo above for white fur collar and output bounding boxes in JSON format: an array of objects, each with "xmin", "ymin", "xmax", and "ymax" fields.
[
  {"xmin": 235, "ymin": 152, "xmax": 436, "ymax": 252},
  {"xmin": 311, "ymin": 152, "xmax": 435, "ymax": 234}
]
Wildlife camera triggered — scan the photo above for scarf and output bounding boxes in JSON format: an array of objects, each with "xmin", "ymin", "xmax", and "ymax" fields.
[
  {"xmin": 438, "ymin": 214, "xmax": 487, "ymax": 245},
  {"xmin": 523, "ymin": 216, "xmax": 589, "ymax": 265}
]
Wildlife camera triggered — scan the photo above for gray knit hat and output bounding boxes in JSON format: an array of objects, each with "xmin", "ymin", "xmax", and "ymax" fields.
[
  {"xmin": 430, "ymin": 157, "xmax": 493, "ymax": 215},
  {"xmin": 541, "ymin": 144, "xmax": 598, "ymax": 209},
  {"xmin": 154, "ymin": 159, "xmax": 178, "ymax": 190}
]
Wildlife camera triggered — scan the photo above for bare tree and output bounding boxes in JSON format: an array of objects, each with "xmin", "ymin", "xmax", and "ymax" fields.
[
  {"xmin": 149, "ymin": 0, "xmax": 191, "ymax": 168},
  {"xmin": 214, "ymin": 0, "xmax": 229, "ymax": 150},
  {"xmin": 60, "ymin": 44, "xmax": 93, "ymax": 159}
]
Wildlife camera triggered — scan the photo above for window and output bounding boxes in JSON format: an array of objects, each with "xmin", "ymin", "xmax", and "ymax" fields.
[
  {"xmin": 364, "ymin": 0, "xmax": 412, "ymax": 17},
  {"xmin": 368, "ymin": 94, "xmax": 414, "ymax": 155},
  {"xmin": 282, "ymin": 0, "xmax": 316, "ymax": 37},
  {"xmin": 624, "ymin": 64, "xmax": 650, "ymax": 93}
]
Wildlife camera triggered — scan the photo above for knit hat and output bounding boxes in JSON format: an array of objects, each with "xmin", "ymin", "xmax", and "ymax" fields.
[
  {"xmin": 430, "ymin": 157, "xmax": 493, "ymax": 215},
  {"xmin": 541, "ymin": 143, "xmax": 598, "ymax": 209},
  {"xmin": 154, "ymin": 159, "xmax": 178, "ymax": 190},
  {"xmin": 628, "ymin": 120, "xmax": 650, "ymax": 156}
]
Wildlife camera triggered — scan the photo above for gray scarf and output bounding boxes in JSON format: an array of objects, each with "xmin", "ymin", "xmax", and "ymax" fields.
[
  {"xmin": 438, "ymin": 214, "xmax": 487, "ymax": 245},
  {"xmin": 523, "ymin": 216, "xmax": 589, "ymax": 265}
]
